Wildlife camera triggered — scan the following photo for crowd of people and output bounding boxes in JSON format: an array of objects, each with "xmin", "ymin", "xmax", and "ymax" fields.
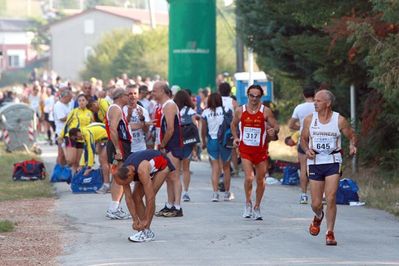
[{"xmin": 5, "ymin": 73, "xmax": 356, "ymax": 246}]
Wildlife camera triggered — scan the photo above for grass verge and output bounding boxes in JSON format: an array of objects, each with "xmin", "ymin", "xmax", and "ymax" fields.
[
  {"xmin": 0, "ymin": 143, "xmax": 54, "ymax": 202},
  {"xmin": 350, "ymin": 167, "xmax": 399, "ymax": 217},
  {"xmin": 0, "ymin": 220, "xmax": 15, "ymax": 232}
]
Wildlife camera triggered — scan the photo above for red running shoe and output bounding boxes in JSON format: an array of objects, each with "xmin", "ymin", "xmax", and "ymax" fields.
[
  {"xmin": 326, "ymin": 231, "xmax": 337, "ymax": 246},
  {"xmin": 309, "ymin": 211, "xmax": 324, "ymax": 236}
]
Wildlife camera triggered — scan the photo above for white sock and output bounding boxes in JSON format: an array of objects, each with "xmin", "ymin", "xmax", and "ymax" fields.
[
  {"xmin": 109, "ymin": 201, "xmax": 119, "ymax": 212},
  {"xmin": 104, "ymin": 182, "xmax": 110, "ymax": 187},
  {"xmin": 315, "ymin": 212, "xmax": 323, "ymax": 219},
  {"xmin": 174, "ymin": 205, "xmax": 181, "ymax": 210},
  {"xmin": 166, "ymin": 202, "xmax": 173, "ymax": 209}
]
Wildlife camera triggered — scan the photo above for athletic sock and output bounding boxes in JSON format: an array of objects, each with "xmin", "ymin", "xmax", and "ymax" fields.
[
  {"xmin": 109, "ymin": 201, "xmax": 119, "ymax": 212},
  {"xmin": 174, "ymin": 205, "xmax": 181, "ymax": 210},
  {"xmin": 166, "ymin": 202, "xmax": 173, "ymax": 209}
]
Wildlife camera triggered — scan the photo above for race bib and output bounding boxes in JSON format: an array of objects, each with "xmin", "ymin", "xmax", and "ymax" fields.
[
  {"xmin": 312, "ymin": 137, "xmax": 336, "ymax": 154},
  {"xmin": 243, "ymin": 127, "xmax": 261, "ymax": 146},
  {"xmin": 131, "ymin": 131, "xmax": 143, "ymax": 144}
]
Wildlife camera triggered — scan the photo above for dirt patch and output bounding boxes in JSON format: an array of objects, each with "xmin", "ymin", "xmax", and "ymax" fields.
[{"xmin": 0, "ymin": 198, "xmax": 64, "ymax": 266}]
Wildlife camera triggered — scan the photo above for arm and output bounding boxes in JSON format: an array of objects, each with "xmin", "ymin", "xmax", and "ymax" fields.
[
  {"xmin": 137, "ymin": 161, "xmax": 156, "ymax": 228},
  {"xmin": 122, "ymin": 183, "xmax": 142, "ymax": 230},
  {"xmin": 300, "ymin": 115, "xmax": 315, "ymax": 159},
  {"xmin": 201, "ymin": 117, "xmax": 207, "ymax": 150},
  {"xmin": 288, "ymin": 118, "xmax": 300, "ymax": 131},
  {"xmin": 160, "ymin": 103, "xmax": 176, "ymax": 148},
  {"xmin": 231, "ymin": 107, "xmax": 242, "ymax": 147},
  {"xmin": 59, "ymin": 110, "xmax": 75, "ymax": 138},
  {"xmin": 339, "ymin": 115, "xmax": 357, "ymax": 156},
  {"xmin": 265, "ymin": 107, "xmax": 279, "ymax": 140},
  {"xmin": 108, "ymin": 106, "xmax": 123, "ymax": 160}
]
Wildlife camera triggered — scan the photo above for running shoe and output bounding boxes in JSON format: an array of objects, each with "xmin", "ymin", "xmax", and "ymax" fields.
[
  {"xmin": 309, "ymin": 211, "xmax": 324, "ymax": 236},
  {"xmin": 106, "ymin": 207, "xmax": 131, "ymax": 220},
  {"xmin": 162, "ymin": 206, "xmax": 183, "ymax": 217},
  {"xmin": 155, "ymin": 205, "xmax": 171, "ymax": 217},
  {"xmin": 144, "ymin": 229, "xmax": 156, "ymax": 241},
  {"xmin": 128, "ymin": 230, "xmax": 151, "ymax": 243},
  {"xmin": 253, "ymin": 207, "xmax": 263, "ymax": 220},
  {"xmin": 211, "ymin": 192, "xmax": 219, "ymax": 202},
  {"xmin": 96, "ymin": 183, "xmax": 110, "ymax": 194},
  {"xmin": 243, "ymin": 202, "xmax": 253, "ymax": 218},
  {"xmin": 224, "ymin": 191, "xmax": 234, "ymax": 201},
  {"xmin": 182, "ymin": 193, "xmax": 191, "ymax": 202},
  {"xmin": 326, "ymin": 231, "xmax": 337, "ymax": 246},
  {"xmin": 300, "ymin": 194, "xmax": 308, "ymax": 204}
]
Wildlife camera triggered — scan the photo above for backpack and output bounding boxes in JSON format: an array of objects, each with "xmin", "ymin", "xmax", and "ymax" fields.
[
  {"xmin": 181, "ymin": 107, "xmax": 200, "ymax": 145},
  {"xmin": 12, "ymin": 159, "xmax": 46, "ymax": 181},
  {"xmin": 70, "ymin": 167, "xmax": 103, "ymax": 193},
  {"xmin": 51, "ymin": 163, "xmax": 72, "ymax": 183},
  {"xmin": 336, "ymin": 178, "xmax": 359, "ymax": 204},
  {"xmin": 281, "ymin": 165, "xmax": 299, "ymax": 185},
  {"xmin": 217, "ymin": 107, "xmax": 234, "ymax": 148}
]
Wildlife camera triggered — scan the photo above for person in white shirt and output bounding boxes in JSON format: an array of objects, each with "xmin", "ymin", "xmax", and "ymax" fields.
[
  {"xmin": 53, "ymin": 90, "xmax": 73, "ymax": 165},
  {"xmin": 201, "ymin": 92, "xmax": 233, "ymax": 202},
  {"xmin": 123, "ymin": 84, "xmax": 151, "ymax": 152},
  {"xmin": 43, "ymin": 87, "xmax": 56, "ymax": 145},
  {"xmin": 288, "ymin": 86, "xmax": 316, "ymax": 204}
]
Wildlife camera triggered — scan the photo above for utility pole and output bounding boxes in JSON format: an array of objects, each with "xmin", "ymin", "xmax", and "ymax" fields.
[
  {"xmin": 148, "ymin": 0, "xmax": 156, "ymax": 29},
  {"xmin": 350, "ymin": 84, "xmax": 357, "ymax": 174},
  {"xmin": 248, "ymin": 35, "xmax": 254, "ymax": 86}
]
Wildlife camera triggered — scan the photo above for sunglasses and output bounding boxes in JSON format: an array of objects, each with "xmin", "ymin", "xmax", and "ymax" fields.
[{"xmin": 248, "ymin": 93, "xmax": 262, "ymax": 99}]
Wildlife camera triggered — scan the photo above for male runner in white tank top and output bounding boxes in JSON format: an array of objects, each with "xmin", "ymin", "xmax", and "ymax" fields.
[{"xmin": 301, "ymin": 90, "xmax": 357, "ymax": 246}]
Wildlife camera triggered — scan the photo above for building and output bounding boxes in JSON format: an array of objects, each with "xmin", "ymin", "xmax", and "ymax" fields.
[
  {"xmin": 48, "ymin": 6, "xmax": 169, "ymax": 81},
  {"xmin": 0, "ymin": 18, "xmax": 36, "ymax": 72}
]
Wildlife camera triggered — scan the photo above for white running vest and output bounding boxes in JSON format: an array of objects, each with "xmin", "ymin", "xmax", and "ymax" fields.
[{"xmin": 307, "ymin": 112, "xmax": 342, "ymax": 165}]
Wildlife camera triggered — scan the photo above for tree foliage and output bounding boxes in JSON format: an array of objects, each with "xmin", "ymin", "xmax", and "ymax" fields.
[{"xmin": 236, "ymin": 0, "xmax": 399, "ymax": 168}]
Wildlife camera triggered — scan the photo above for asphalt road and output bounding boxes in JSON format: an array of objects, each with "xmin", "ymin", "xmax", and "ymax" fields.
[{"xmin": 40, "ymin": 144, "xmax": 399, "ymax": 266}]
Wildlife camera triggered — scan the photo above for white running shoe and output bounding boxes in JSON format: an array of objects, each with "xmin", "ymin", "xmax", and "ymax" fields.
[
  {"xmin": 211, "ymin": 192, "xmax": 219, "ymax": 202},
  {"xmin": 182, "ymin": 193, "xmax": 191, "ymax": 202},
  {"xmin": 128, "ymin": 230, "xmax": 150, "ymax": 243},
  {"xmin": 253, "ymin": 207, "xmax": 263, "ymax": 220},
  {"xmin": 224, "ymin": 191, "xmax": 234, "ymax": 201},
  {"xmin": 300, "ymin": 194, "xmax": 308, "ymax": 204},
  {"xmin": 243, "ymin": 202, "xmax": 253, "ymax": 218},
  {"xmin": 145, "ymin": 229, "xmax": 155, "ymax": 241},
  {"xmin": 96, "ymin": 183, "xmax": 110, "ymax": 194},
  {"xmin": 106, "ymin": 207, "xmax": 131, "ymax": 220}
]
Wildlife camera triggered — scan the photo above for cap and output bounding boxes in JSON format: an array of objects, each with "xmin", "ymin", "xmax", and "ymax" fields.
[{"xmin": 112, "ymin": 88, "xmax": 127, "ymax": 100}]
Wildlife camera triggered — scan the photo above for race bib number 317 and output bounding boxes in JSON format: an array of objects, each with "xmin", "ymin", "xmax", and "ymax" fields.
[{"xmin": 243, "ymin": 127, "xmax": 261, "ymax": 146}]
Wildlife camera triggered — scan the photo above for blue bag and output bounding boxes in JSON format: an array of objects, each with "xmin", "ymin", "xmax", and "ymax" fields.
[
  {"xmin": 70, "ymin": 167, "xmax": 103, "ymax": 193},
  {"xmin": 336, "ymin": 178, "xmax": 359, "ymax": 205},
  {"xmin": 281, "ymin": 165, "xmax": 299, "ymax": 185},
  {"xmin": 217, "ymin": 108, "xmax": 234, "ymax": 148},
  {"xmin": 50, "ymin": 164, "xmax": 72, "ymax": 183}
]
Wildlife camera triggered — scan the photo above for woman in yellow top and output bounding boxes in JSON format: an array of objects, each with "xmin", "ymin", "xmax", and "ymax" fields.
[
  {"xmin": 68, "ymin": 123, "xmax": 110, "ymax": 193},
  {"xmin": 59, "ymin": 94, "xmax": 94, "ymax": 173},
  {"xmin": 87, "ymin": 98, "xmax": 110, "ymax": 123}
]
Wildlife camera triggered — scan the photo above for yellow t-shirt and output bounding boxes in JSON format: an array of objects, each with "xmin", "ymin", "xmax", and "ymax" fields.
[
  {"xmin": 97, "ymin": 98, "xmax": 110, "ymax": 123},
  {"xmin": 60, "ymin": 108, "xmax": 94, "ymax": 138},
  {"xmin": 80, "ymin": 123, "xmax": 108, "ymax": 167}
]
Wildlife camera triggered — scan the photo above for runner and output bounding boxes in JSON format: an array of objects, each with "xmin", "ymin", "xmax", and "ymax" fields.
[
  {"xmin": 231, "ymin": 84, "xmax": 279, "ymax": 220},
  {"xmin": 113, "ymin": 150, "xmax": 175, "ymax": 242},
  {"xmin": 301, "ymin": 89, "xmax": 357, "ymax": 246}
]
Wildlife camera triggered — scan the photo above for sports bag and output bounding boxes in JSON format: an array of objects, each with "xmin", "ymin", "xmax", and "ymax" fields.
[
  {"xmin": 70, "ymin": 167, "xmax": 103, "ymax": 193},
  {"xmin": 336, "ymin": 178, "xmax": 359, "ymax": 204},
  {"xmin": 51, "ymin": 163, "xmax": 72, "ymax": 183},
  {"xmin": 181, "ymin": 107, "xmax": 200, "ymax": 145},
  {"xmin": 281, "ymin": 165, "xmax": 299, "ymax": 185},
  {"xmin": 12, "ymin": 159, "xmax": 46, "ymax": 181},
  {"xmin": 217, "ymin": 107, "xmax": 234, "ymax": 148}
]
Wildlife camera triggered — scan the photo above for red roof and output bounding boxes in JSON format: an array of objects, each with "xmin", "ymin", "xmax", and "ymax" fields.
[{"xmin": 94, "ymin": 6, "xmax": 169, "ymax": 26}]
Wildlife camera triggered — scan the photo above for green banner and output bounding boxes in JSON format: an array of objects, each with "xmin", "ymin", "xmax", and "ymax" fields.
[{"xmin": 168, "ymin": 0, "xmax": 216, "ymax": 94}]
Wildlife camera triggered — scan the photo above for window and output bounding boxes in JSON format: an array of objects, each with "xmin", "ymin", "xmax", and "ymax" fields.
[
  {"xmin": 84, "ymin": 19, "xmax": 95, "ymax": 34},
  {"xmin": 8, "ymin": 55, "xmax": 20, "ymax": 68},
  {"xmin": 84, "ymin": 46, "xmax": 95, "ymax": 60}
]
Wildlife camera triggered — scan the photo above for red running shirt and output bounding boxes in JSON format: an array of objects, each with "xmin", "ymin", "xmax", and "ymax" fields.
[{"xmin": 239, "ymin": 105, "xmax": 268, "ymax": 155}]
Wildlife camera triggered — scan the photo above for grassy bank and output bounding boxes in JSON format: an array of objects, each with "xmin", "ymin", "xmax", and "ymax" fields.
[
  {"xmin": 0, "ymin": 220, "xmax": 15, "ymax": 232},
  {"xmin": 0, "ymin": 144, "xmax": 54, "ymax": 202}
]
